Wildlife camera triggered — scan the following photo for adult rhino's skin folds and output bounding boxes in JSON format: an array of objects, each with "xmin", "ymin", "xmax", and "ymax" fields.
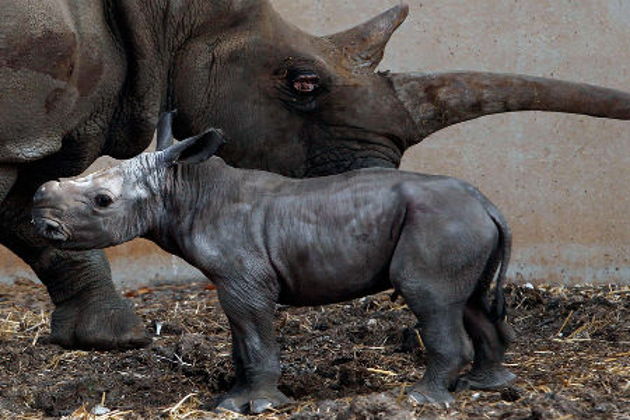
[{"xmin": 2, "ymin": 0, "xmax": 630, "ymax": 350}]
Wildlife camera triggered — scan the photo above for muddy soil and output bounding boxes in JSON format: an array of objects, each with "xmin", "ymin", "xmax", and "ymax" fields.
[{"xmin": 0, "ymin": 279, "xmax": 628, "ymax": 419}]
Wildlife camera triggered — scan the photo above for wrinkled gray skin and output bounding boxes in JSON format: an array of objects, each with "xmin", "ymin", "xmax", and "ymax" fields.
[
  {"xmin": 4, "ymin": 0, "xmax": 630, "ymax": 350},
  {"xmin": 32, "ymin": 116, "xmax": 515, "ymax": 413}
]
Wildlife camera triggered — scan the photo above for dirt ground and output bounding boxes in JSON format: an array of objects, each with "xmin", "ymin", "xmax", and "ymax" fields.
[{"xmin": 0, "ymin": 279, "xmax": 628, "ymax": 420}]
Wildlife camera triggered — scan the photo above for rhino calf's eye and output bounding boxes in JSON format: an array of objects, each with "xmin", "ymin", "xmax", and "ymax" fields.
[{"xmin": 94, "ymin": 194, "xmax": 113, "ymax": 208}]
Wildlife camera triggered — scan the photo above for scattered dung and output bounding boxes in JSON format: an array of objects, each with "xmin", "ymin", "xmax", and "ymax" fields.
[{"xmin": 0, "ymin": 279, "xmax": 628, "ymax": 419}]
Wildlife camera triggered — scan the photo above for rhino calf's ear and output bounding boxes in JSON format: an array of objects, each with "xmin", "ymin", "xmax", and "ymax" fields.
[
  {"xmin": 155, "ymin": 110, "xmax": 177, "ymax": 151},
  {"xmin": 164, "ymin": 128, "xmax": 227, "ymax": 165}
]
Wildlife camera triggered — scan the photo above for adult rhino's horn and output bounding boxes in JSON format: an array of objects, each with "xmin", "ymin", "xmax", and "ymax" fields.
[
  {"xmin": 156, "ymin": 110, "xmax": 177, "ymax": 151},
  {"xmin": 388, "ymin": 72, "xmax": 630, "ymax": 144},
  {"xmin": 325, "ymin": 4, "xmax": 409, "ymax": 71}
]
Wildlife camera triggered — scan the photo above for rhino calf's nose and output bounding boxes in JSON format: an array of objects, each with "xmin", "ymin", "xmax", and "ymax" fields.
[{"xmin": 33, "ymin": 180, "xmax": 62, "ymax": 205}]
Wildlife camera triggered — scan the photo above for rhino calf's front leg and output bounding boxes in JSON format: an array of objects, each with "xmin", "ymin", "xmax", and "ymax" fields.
[{"xmin": 215, "ymin": 283, "xmax": 293, "ymax": 414}]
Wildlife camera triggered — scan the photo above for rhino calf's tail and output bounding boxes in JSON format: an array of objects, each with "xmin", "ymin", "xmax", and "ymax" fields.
[
  {"xmin": 487, "ymin": 201, "xmax": 511, "ymax": 325},
  {"xmin": 468, "ymin": 185, "xmax": 515, "ymax": 350}
]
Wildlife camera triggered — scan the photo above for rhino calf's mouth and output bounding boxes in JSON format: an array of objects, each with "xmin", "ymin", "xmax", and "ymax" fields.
[
  {"xmin": 32, "ymin": 216, "xmax": 70, "ymax": 242},
  {"xmin": 32, "ymin": 181, "xmax": 73, "ymax": 242}
]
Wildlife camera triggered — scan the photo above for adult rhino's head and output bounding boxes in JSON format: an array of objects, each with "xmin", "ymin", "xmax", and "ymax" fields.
[
  {"xmin": 169, "ymin": 0, "xmax": 630, "ymax": 177},
  {"xmin": 32, "ymin": 113, "xmax": 226, "ymax": 250}
]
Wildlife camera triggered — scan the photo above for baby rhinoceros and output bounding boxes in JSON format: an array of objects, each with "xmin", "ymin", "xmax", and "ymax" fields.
[{"xmin": 32, "ymin": 112, "xmax": 516, "ymax": 414}]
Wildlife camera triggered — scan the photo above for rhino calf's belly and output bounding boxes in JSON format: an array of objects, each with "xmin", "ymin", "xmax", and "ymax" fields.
[
  {"xmin": 277, "ymin": 265, "xmax": 392, "ymax": 306},
  {"xmin": 263, "ymin": 206, "xmax": 403, "ymax": 306}
]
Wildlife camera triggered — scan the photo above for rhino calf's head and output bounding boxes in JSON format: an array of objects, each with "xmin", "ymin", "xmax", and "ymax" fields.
[
  {"xmin": 32, "ymin": 166, "xmax": 129, "ymax": 249},
  {"xmin": 32, "ymin": 112, "xmax": 226, "ymax": 250}
]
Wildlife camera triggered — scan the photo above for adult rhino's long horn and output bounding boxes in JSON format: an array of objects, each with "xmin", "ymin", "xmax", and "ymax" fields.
[
  {"xmin": 326, "ymin": 4, "xmax": 409, "ymax": 71},
  {"xmin": 388, "ymin": 72, "xmax": 630, "ymax": 143}
]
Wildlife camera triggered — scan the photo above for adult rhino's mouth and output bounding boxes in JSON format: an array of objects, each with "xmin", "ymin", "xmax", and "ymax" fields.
[{"xmin": 301, "ymin": 127, "xmax": 403, "ymax": 177}]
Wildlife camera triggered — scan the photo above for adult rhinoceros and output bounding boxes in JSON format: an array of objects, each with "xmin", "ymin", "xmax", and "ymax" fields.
[{"xmin": 1, "ymin": 0, "xmax": 629, "ymax": 350}]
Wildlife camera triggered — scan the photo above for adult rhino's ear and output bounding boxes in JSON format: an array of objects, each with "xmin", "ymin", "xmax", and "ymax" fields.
[
  {"xmin": 155, "ymin": 110, "xmax": 177, "ymax": 151},
  {"xmin": 163, "ymin": 128, "xmax": 227, "ymax": 165}
]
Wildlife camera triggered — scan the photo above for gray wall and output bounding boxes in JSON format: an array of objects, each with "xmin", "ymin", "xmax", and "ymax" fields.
[{"xmin": 1, "ymin": 1, "xmax": 628, "ymax": 287}]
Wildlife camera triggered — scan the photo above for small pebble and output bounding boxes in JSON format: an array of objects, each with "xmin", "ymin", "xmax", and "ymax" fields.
[
  {"xmin": 91, "ymin": 405, "xmax": 110, "ymax": 415},
  {"xmin": 595, "ymin": 402, "xmax": 618, "ymax": 412}
]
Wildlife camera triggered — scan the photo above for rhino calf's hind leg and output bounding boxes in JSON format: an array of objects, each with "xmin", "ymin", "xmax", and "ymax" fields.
[
  {"xmin": 458, "ymin": 293, "xmax": 516, "ymax": 391},
  {"xmin": 396, "ymin": 284, "xmax": 471, "ymax": 404},
  {"xmin": 390, "ymin": 263, "xmax": 476, "ymax": 403},
  {"xmin": 389, "ymin": 204, "xmax": 496, "ymax": 404}
]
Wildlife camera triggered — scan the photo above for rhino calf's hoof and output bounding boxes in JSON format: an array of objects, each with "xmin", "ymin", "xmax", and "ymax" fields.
[
  {"xmin": 407, "ymin": 384, "xmax": 455, "ymax": 406},
  {"xmin": 456, "ymin": 366, "xmax": 517, "ymax": 391},
  {"xmin": 216, "ymin": 389, "xmax": 293, "ymax": 414}
]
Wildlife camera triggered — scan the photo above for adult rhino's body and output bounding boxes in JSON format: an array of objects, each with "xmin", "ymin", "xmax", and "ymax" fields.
[{"xmin": 2, "ymin": 0, "xmax": 630, "ymax": 349}]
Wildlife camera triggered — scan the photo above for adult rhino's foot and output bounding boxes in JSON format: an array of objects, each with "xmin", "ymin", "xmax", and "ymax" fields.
[
  {"xmin": 456, "ymin": 365, "xmax": 516, "ymax": 391},
  {"xmin": 49, "ymin": 291, "xmax": 151, "ymax": 350},
  {"xmin": 407, "ymin": 382, "xmax": 455, "ymax": 406},
  {"xmin": 216, "ymin": 387, "xmax": 293, "ymax": 414}
]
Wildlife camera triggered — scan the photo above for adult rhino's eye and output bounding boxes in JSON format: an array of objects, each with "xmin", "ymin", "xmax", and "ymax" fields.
[
  {"xmin": 290, "ymin": 71, "xmax": 320, "ymax": 94},
  {"xmin": 94, "ymin": 194, "xmax": 113, "ymax": 208}
]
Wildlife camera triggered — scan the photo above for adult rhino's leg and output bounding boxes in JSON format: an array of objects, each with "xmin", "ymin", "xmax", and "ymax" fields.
[{"xmin": 0, "ymin": 188, "xmax": 150, "ymax": 350}]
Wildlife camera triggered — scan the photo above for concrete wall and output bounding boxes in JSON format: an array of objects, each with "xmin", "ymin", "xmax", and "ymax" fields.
[{"xmin": 1, "ymin": 1, "xmax": 628, "ymax": 287}]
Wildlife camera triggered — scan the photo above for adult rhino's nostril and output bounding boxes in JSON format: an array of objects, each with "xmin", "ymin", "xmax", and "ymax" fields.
[{"xmin": 33, "ymin": 218, "xmax": 68, "ymax": 242}]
